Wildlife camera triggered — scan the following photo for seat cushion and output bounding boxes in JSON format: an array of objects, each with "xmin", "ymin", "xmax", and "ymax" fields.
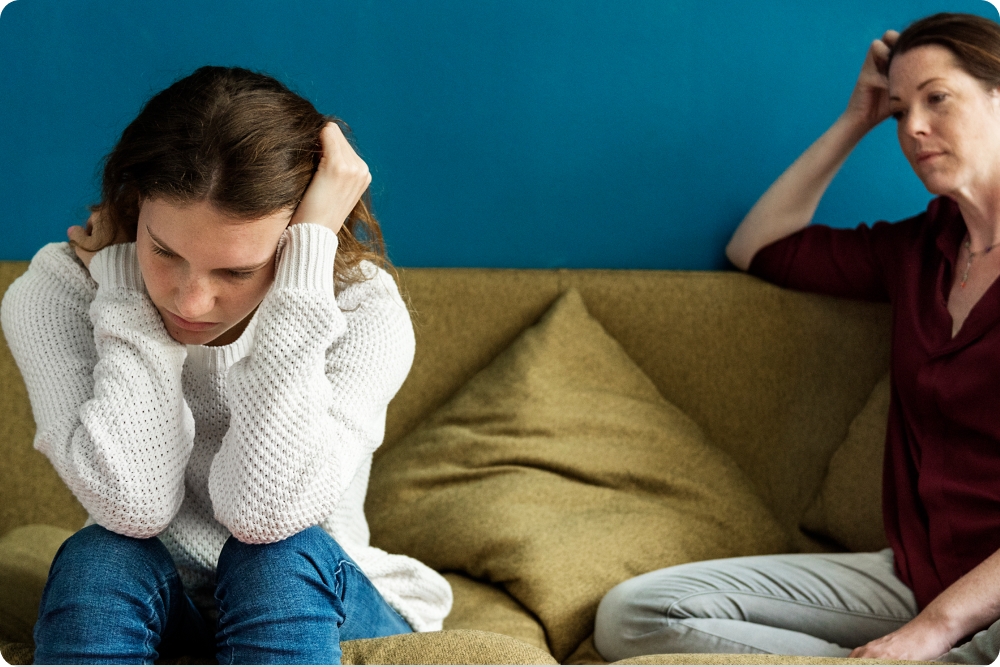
[
  {"xmin": 442, "ymin": 572, "xmax": 548, "ymax": 652},
  {"xmin": 366, "ymin": 288, "xmax": 792, "ymax": 661},
  {"xmin": 342, "ymin": 629, "xmax": 557, "ymax": 665},
  {"xmin": 0, "ymin": 524, "xmax": 73, "ymax": 645}
]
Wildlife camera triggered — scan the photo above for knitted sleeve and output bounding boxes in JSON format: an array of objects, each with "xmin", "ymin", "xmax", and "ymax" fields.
[
  {"xmin": 210, "ymin": 223, "xmax": 415, "ymax": 544},
  {"xmin": 1, "ymin": 243, "xmax": 194, "ymax": 537}
]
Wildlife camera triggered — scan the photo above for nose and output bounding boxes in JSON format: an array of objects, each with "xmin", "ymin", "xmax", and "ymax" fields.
[
  {"xmin": 902, "ymin": 106, "xmax": 930, "ymax": 138},
  {"xmin": 174, "ymin": 272, "xmax": 215, "ymax": 320}
]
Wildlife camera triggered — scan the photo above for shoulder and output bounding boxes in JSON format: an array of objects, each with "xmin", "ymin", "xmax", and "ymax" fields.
[
  {"xmin": 332, "ymin": 262, "xmax": 415, "ymax": 360},
  {"xmin": 336, "ymin": 262, "xmax": 410, "ymax": 318},
  {"xmin": 2, "ymin": 243, "xmax": 96, "ymax": 319},
  {"xmin": 862, "ymin": 197, "xmax": 959, "ymax": 261}
]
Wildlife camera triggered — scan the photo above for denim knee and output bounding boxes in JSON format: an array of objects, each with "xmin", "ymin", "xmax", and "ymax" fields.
[
  {"xmin": 218, "ymin": 526, "xmax": 346, "ymax": 576},
  {"xmin": 216, "ymin": 525, "xmax": 357, "ymax": 600},
  {"xmin": 34, "ymin": 524, "xmax": 191, "ymax": 664},
  {"xmin": 47, "ymin": 524, "xmax": 177, "ymax": 591}
]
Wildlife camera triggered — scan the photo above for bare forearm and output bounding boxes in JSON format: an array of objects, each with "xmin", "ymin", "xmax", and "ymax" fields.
[
  {"xmin": 726, "ymin": 114, "xmax": 872, "ymax": 270},
  {"xmin": 920, "ymin": 548, "xmax": 1000, "ymax": 647},
  {"xmin": 851, "ymin": 547, "xmax": 1000, "ymax": 660}
]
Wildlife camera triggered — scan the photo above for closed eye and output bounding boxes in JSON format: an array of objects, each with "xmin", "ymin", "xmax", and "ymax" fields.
[
  {"xmin": 152, "ymin": 243, "xmax": 258, "ymax": 281},
  {"xmin": 151, "ymin": 244, "xmax": 176, "ymax": 259},
  {"xmin": 226, "ymin": 269, "xmax": 258, "ymax": 281}
]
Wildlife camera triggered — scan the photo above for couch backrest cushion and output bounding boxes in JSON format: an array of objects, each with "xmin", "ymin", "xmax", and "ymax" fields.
[
  {"xmin": 801, "ymin": 372, "xmax": 890, "ymax": 552},
  {"xmin": 367, "ymin": 288, "xmax": 792, "ymax": 661},
  {"xmin": 388, "ymin": 268, "xmax": 892, "ymax": 544}
]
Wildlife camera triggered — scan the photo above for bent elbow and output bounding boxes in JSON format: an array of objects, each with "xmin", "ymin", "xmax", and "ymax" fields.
[
  {"xmin": 81, "ymin": 482, "xmax": 183, "ymax": 539},
  {"xmin": 91, "ymin": 506, "xmax": 176, "ymax": 540},
  {"xmin": 725, "ymin": 239, "xmax": 751, "ymax": 272}
]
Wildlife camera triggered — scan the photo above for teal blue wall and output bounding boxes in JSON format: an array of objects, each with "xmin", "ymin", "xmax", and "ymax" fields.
[{"xmin": 1, "ymin": 0, "xmax": 996, "ymax": 267}]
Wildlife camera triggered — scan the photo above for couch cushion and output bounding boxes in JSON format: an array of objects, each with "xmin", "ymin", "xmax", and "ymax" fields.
[
  {"xmin": 366, "ymin": 288, "xmax": 792, "ymax": 661},
  {"xmin": 801, "ymin": 373, "xmax": 890, "ymax": 553},
  {"xmin": 0, "ymin": 524, "xmax": 73, "ymax": 645},
  {"xmin": 442, "ymin": 572, "xmax": 548, "ymax": 652},
  {"xmin": 342, "ymin": 629, "xmax": 557, "ymax": 665}
]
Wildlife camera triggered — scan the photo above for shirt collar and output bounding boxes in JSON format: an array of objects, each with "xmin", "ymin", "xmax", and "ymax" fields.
[{"xmin": 933, "ymin": 196, "xmax": 967, "ymax": 267}]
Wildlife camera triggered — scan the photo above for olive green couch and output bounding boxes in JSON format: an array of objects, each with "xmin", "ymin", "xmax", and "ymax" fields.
[{"xmin": 2, "ymin": 260, "xmax": 922, "ymax": 665}]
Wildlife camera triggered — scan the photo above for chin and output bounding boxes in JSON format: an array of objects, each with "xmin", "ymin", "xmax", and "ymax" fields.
[
  {"xmin": 916, "ymin": 174, "xmax": 956, "ymax": 197},
  {"xmin": 165, "ymin": 325, "xmax": 225, "ymax": 346}
]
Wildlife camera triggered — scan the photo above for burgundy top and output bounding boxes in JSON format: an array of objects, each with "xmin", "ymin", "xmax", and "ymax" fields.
[{"xmin": 749, "ymin": 196, "xmax": 1000, "ymax": 610}]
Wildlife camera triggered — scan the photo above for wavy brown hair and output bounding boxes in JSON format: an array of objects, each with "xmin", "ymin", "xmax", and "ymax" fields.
[
  {"xmin": 889, "ymin": 13, "xmax": 1000, "ymax": 88},
  {"xmin": 82, "ymin": 65, "xmax": 389, "ymax": 287}
]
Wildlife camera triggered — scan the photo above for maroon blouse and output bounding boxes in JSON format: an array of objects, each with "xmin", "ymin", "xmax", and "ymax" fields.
[{"xmin": 749, "ymin": 196, "xmax": 1000, "ymax": 610}]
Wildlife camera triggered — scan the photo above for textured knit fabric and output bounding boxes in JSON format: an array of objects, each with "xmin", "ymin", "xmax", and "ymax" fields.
[
  {"xmin": 0, "ymin": 223, "xmax": 451, "ymax": 632},
  {"xmin": 749, "ymin": 196, "xmax": 1000, "ymax": 611}
]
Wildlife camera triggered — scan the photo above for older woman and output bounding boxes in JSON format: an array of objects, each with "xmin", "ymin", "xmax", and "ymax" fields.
[{"xmin": 594, "ymin": 13, "xmax": 1000, "ymax": 664}]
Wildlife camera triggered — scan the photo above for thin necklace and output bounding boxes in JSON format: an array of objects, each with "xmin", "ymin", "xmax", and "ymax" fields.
[{"xmin": 961, "ymin": 237, "xmax": 999, "ymax": 288}]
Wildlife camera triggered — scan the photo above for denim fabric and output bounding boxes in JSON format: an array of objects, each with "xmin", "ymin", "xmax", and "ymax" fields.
[{"xmin": 32, "ymin": 524, "xmax": 411, "ymax": 665}]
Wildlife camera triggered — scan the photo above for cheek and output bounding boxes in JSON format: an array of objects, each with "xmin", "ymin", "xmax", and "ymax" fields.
[
  {"xmin": 136, "ymin": 249, "xmax": 169, "ymax": 301},
  {"xmin": 229, "ymin": 275, "xmax": 275, "ymax": 315}
]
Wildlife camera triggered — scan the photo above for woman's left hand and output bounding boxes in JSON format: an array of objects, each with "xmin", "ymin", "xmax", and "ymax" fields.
[
  {"xmin": 849, "ymin": 617, "xmax": 952, "ymax": 661},
  {"xmin": 67, "ymin": 209, "xmax": 130, "ymax": 272},
  {"xmin": 289, "ymin": 121, "xmax": 371, "ymax": 235}
]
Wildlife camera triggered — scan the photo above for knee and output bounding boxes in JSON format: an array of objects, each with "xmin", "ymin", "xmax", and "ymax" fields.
[
  {"xmin": 49, "ymin": 524, "xmax": 175, "ymax": 587},
  {"xmin": 218, "ymin": 526, "xmax": 346, "ymax": 581},
  {"xmin": 594, "ymin": 576, "xmax": 651, "ymax": 660}
]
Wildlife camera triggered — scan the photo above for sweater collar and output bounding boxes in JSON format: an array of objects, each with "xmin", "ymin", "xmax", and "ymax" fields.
[{"xmin": 184, "ymin": 308, "xmax": 260, "ymax": 371}]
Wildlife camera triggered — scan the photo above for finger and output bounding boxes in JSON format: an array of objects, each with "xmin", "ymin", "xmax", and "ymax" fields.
[
  {"xmin": 318, "ymin": 122, "xmax": 349, "ymax": 161},
  {"xmin": 871, "ymin": 39, "xmax": 892, "ymax": 76},
  {"xmin": 882, "ymin": 29, "xmax": 900, "ymax": 46},
  {"xmin": 67, "ymin": 225, "xmax": 88, "ymax": 244}
]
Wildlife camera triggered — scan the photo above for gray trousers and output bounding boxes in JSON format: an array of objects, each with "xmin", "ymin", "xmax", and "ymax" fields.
[{"xmin": 593, "ymin": 550, "xmax": 1000, "ymax": 664}]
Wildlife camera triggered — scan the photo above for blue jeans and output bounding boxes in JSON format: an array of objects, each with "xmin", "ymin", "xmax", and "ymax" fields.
[{"xmin": 32, "ymin": 524, "xmax": 412, "ymax": 664}]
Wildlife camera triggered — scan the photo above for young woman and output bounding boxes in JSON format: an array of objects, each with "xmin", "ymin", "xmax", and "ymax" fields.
[
  {"xmin": 594, "ymin": 13, "xmax": 1000, "ymax": 664},
  {"xmin": 0, "ymin": 66, "xmax": 451, "ymax": 664}
]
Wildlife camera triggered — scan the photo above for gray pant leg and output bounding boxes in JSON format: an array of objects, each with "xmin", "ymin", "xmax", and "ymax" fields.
[
  {"xmin": 937, "ymin": 619, "xmax": 1000, "ymax": 665},
  {"xmin": 594, "ymin": 549, "xmax": 918, "ymax": 661}
]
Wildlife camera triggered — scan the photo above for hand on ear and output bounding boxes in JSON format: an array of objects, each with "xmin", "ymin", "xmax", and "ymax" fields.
[{"xmin": 68, "ymin": 209, "xmax": 130, "ymax": 271}]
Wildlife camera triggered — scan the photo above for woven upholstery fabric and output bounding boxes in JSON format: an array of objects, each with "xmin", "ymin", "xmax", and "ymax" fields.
[
  {"xmin": 0, "ymin": 524, "xmax": 72, "ymax": 645},
  {"xmin": 802, "ymin": 373, "xmax": 890, "ymax": 552},
  {"xmin": 387, "ymin": 268, "xmax": 892, "ymax": 549},
  {"xmin": 367, "ymin": 289, "xmax": 791, "ymax": 661},
  {"xmin": 0, "ymin": 641, "xmax": 33, "ymax": 666},
  {"xmin": 341, "ymin": 629, "xmax": 558, "ymax": 665},
  {"xmin": 442, "ymin": 573, "xmax": 548, "ymax": 651}
]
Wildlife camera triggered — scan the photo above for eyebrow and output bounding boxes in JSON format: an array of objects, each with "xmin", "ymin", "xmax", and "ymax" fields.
[
  {"xmin": 889, "ymin": 77, "xmax": 945, "ymax": 101},
  {"xmin": 147, "ymin": 225, "xmax": 272, "ymax": 272}
]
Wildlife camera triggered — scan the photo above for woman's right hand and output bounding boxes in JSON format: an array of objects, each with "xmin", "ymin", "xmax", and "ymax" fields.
[
  {"xmin": 289, "ymin": 122, "xmax": 371, "ymax": 235},
  {"xmin": 843, "ymin": 30, "xmax": 899, "ymax": 131}
]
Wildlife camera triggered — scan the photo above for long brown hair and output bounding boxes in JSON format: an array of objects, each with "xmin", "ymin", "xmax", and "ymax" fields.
[
  {"xmin": 889, "ymin": 13, "xmax": 1000, "ymax": 88},
  {"xmin": 84, "ymin": 65, "xmax": 390, "ymax": 287}
]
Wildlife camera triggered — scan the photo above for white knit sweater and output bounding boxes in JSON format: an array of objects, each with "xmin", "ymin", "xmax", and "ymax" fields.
[{"xmin": 1, "ymin": 223, "xmax": 451, "ymax": 632}]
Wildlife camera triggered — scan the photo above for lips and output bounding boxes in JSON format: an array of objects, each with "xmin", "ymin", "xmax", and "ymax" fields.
[
  {"xmin": 165, "ymin": 310, "xmax": 218, "ymax": 332},
  {"xmin": 916, "ymin": 151, "xmax": 945, "ymax": 163}
]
